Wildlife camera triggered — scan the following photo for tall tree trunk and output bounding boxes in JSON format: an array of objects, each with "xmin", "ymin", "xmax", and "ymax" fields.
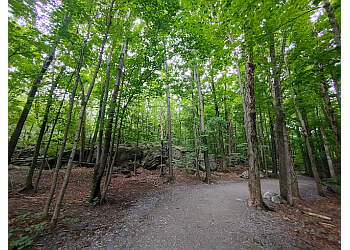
[
  {"xmin": 24, "ymin": 61, "xmax": 59, "ymax": 191},
  {"xmin": 317, "ymin": 67, "xmax": 341, "ymax": 153},
  {"xmin": 323, "ymin": 1, "xmax": 341, "ymax": 54},
  {"xmin": 224, "ymin": 82, "xmax": 234, "ymax": 166},
  {"xmin": 33, "ymin": 63, "xmax": 76, "ymax": 193},
  {"xmin": 90, "ymin": 41, "xmax": 127, "ymax": 202},
  {"xmin": 50, "ymin": 0, "xmax": 115, "ymax": 229},
  {"xmin": 164, "ymin": 41, "xmax": 174, "ymax": 181},
  {"xmin": 102, "ymin": 95, "xmax": 133, "ymax": 202},
  {"xmin": 194, "ymin": 66, "xmax": 210, "ymax": 183},
  {"xmin": 190, "ymin": 79, "xmax": 200, "ymax": 179},
  {"xmin": 293, "ymin": 94, "xmax": 324, "ymax": 196},
  {"xmin": 330, "ymin": 68, "xmax": 341, "ymax": 111},
  {"xmin": 8, "ymin": 13, "xmax": 71, "ymax": 162},
  {"xmin": 258, "ymin": 107, "xmax": 268, "ymax": 176},
  {"xmin": 34, "ymin": 96, "xmax": 66, "ymax": 192},
  {"xmin": 244, "ymin": 56, "xmax": 266, "ymax": 209},
  {"xmin": 42, "ymin": 6, "xmax": 93, "ymax": 219},
  {"xmin": 268, "ymin": 109, "xmax": 278, "ymax": 178},
  {"xmin": 95, "ymin": 46, "xmax": 114, "ymax": 166},
  {"xmin": 160, "ymin": 110, "xmax": 165, "ymax": 176},
  {"xmin": 269, "ymin": 38, "xmax": 293, "ymax": 205},
  {"xmin": 319, "ymin": 120, "xmax": 336, "ymax": 178},
  {"xmin": 210, "ymin": 75, "xmax": 227, "ymax": 172}
]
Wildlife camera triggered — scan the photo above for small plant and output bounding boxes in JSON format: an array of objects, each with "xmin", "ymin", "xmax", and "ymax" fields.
[
  {"xmin": 9, "ymin": 235, "xmax": 33, "ymax": 250},
  {"xmin": 25, "ymin": 221, "xmax": 47, "ymax": 232},
  {"xmin": 92, "ymin": 197, "xmax": 100, "ymax": 206},
  {"xmin": 63, "ymin": 217, "xmax": 79, "ymax": 223},
  {"xmin": 17, "ymin": 212, "xmax": 31, "ymax": 220}
]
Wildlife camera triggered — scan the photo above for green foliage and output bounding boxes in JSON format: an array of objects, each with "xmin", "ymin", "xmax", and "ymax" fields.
[
  {"xmin": 25, "ymin": 221, "xmax": 46, "ymax": 232},
  {"xmin": 322, "ymin": 175, "xmax": 341, "ymax": 195},
  {"xmin": 62, "ymin": 217, "xmax": 80, "ymax": 223},
  {"xmin": 17, "ymin": 212, "xmax": 31, "ymax": 220},
  {"xmin": 9, "ymin": 235, "xmax": 34, "ymax": 250},
  {"xmin": 92, "ymin": 197, "xmax": 100, "ymax": 206}
]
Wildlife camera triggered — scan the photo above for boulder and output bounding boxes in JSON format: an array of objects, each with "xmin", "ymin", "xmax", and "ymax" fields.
[
  {"xmin": 240, "ymin": 170, "xmax": 266, "ymax": 179},
  {"xmin": 115, "ymin": 145, "xmax": 143, "ymax": 165},
  {"xmin": 171, "ymin": 146, "xmax": 188, "ymax": 160},
  {"xmin": 263, "ymin": 191, "xmax": 283, "ymax": 204},
  {"xmin": 240, "ymin": 170, "xmax": 249, "ymax": 179},
  {"xmin": 141, "ymin": 151, "xmax": 166, "ymax": 170},
  {"xmin": 199, "ymin": 154, "xmax": 217, "ymax": 171}
]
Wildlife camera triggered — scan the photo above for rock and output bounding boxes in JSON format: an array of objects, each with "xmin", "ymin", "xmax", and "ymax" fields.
[
  {"xmin": 115, "ymin": 145, "xmax": 143, "ymax": 165},
  {"xmin": 198, "ymin": 154, "xmax": 217, "ymax": 171},
  {"xmin": 141, "ymin": 151, "xmax": 165, "ymax": 170},
  {"xmin": 263, "ymin": 191, "xmax": 283, "ymax": 204},
  {"xmin": 240, "ymin": 170, "xmax": 265, "ymax": 179},
  {"xmin": 171, "ymin": 146, "xmax": 188, "ymax": 160}
]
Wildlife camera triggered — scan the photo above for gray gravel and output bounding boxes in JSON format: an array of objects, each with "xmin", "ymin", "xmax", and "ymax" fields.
[{"xmin": 89, "ymin": 176, "xmax": 321, "ymax": 250}]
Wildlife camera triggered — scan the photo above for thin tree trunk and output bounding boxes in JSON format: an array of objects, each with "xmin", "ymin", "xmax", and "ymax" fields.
[
  {"xmin": 224, "ymin": 82, "xmax": 234, "ymax": 166},
  {"xmin": 164, "ymin": 41, "xmax": 173, "ymax": 181},
  {"xmin": 90, "ymin": 41, "xmax": 127, "ymax": 202},
  {"xmin": 210, "ymin": 75, "xmax": 227, "ymax": 172},
  {"xmin": 34, "ymin": 68, "xmax": 75, "ymax": 193},
  {"xmin": 8, "ymin": 13, "xmax": 71, "ymax": 162},
  {"xmin": 258, "ymin": 107, "xmax": 268, "ymax": 176},
  {"xmin": 79, "ymin": 77, "xmax": 86, "ymax": 163},
  {"xmin": 293, "ymin": 93, "xmax": 324, "ymax": 196},
  {"xmin": 160, "ymin": 110, "xmax": 165, "ymax": 176},
  {"xmin": 42, "ymin": 7, "xmax": 93, "ymax": 219},
  {"xmin": 323, "ymin": 1, "xmax": 341, "ymax": 53},
  {"xmin": 50, "ymin": 0, "xmax": 115, "ymax": 229},
  {"xmin": 34, "ymin": 98, "xmax": 65, "ymax": 192},
  {"xmin": 102, "ymin": 95, "xmax": 133, "ymax": 202},
  {"xmin": 194, "ymin": 66, "xmax": 210, "ymax": 183},
  {"xmin": 317, "ymin": 69, "xmax": 341, "ymax": 152},
  {"xmin": 190, "ymin": 79, "xmax": 200, "ymax": 179},
  {"xmin": 330, "ymin": 69, "xmax": 341, "ymax": 111},
  {"xmin": 95, "ymin": 46, "xmax": 114, "ymax": 166},
  {"xmin": 319, "ymin": 120, "xmax": 336, "ymax": 178},
  {"xmin": 268, "ymin": 109, "xmax": 278, "ymax": 178},
  {"xmin": 24, "ymin": 61, "xmax": 59, "ymax": 191}
]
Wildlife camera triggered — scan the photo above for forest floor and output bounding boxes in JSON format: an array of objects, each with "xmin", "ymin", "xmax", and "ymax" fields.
[{"xmin": 8, "ymin": 164, "xmax": 340, "ymax": 249}]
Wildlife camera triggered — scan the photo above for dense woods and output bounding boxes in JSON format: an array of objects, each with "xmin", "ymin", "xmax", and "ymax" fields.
[{"xmin": 9, "ymin": 0, "xmax": 340, "ymax": 239}]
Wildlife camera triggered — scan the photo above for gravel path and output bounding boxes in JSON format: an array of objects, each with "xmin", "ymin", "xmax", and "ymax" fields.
[{"xmin": 89, "ymin": 176, "xmax": 320, "ymax": 250}]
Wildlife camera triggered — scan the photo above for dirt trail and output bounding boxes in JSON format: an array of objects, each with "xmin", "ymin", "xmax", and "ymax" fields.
[{"xmin": 87, "ymin": 176, "xmax": 321, "ymax": 250}]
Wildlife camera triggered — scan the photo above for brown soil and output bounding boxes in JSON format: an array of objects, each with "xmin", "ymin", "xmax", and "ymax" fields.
[{"xmin": 8, "ymin": 165, "xmax": 340, "ymax": 249}]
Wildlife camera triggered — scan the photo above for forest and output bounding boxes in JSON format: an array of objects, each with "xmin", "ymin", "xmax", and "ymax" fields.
[{"xmin": 8, "ymin": 0, "xmax": 341, "ymax": 249}]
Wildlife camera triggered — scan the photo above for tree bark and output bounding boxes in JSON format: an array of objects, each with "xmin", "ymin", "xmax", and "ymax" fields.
[
  {"xmin": 102, "ymin": 94, "xmax": 133, "ymax": 202},
  {"xmin": 42, "ymin": 7, "xmax": 92, "ymax": 219},
  {"xmin": 330, "ymin": 68, "xmax": 341, "ymax": 111},
  {"xmin": 89, "ymin": 41, "xmax": 127, "ymax": 202},
  {"xmin": 190, "ymin": 78, "xmax": 200, "ymax": 179},
  {"xmin": 95, "ymin": 46, "xmax": 114, "ymax": 166},
  {"xmin": 269, "ymin": 38, "xmax": 293, "ymax": 205},
  {"xmin": 50, "ymin": 0, "xmax": 115, "ymax": 229},
  {"xmin": 244, "ymin": 59, "xmax": 266, "ymax": 209},
  {"xmin": 317, "ymin": 69, "xmax": 341, "ymax": 153},
  {"xmin": 194, "ymin": 66, "xmax": 210, "ymax": 183},
  {"xmin": 224, "ymin": 82, "xmax": 234, "ymax": 166},
  {"xmin": 210, "ymin": 75, "xmax": 227, "ymax": 172},
  {"xmin": 293, "ymin": 93, "xmax": 324, "ymax": 196},
  {"xmin": 323, "ymin": 1, "xmax": 341, "ymax": 54},
  {"xmin": 8, "ymin": 13, "xmax": 71, "ymax": 162},
  {"xmin": 319, "ymin": 121, "xmax": 336, "ymax": 178},
  {"xmin": 164, "ymin": 41, "xmax": 174, "ymax": 181},
  {"xmin": 268, "ymin": 109, "xmax": 278, "ymax": 178}
]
